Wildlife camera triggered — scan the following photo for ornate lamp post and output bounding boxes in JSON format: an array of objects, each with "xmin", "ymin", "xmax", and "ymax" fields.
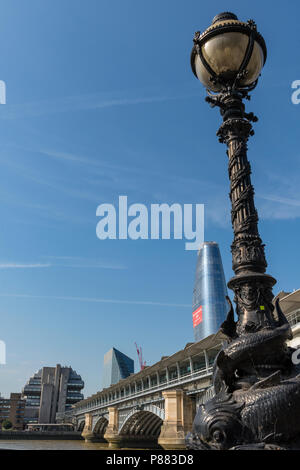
[
  {"xmin": 187, "ymin": 13, "xmax": 300, "ymax": 450},
  {"xmin": 191, "ymin": 12, "xmax": 274, "ymax": 334}
]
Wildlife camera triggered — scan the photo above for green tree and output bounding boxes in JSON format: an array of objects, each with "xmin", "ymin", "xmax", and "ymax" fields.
[{"xmin": 2, "ymin": 419, "xmax": 13, "ymax": 430}]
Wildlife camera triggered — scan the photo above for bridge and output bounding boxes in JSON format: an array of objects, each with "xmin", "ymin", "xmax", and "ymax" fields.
[
  {"xmin": 57, "ymin": 291, "xmax": 300, "ymax": 449},
  {"xmin": 59, "ymin": 332, "xmax": 224, "ymax": 449}
]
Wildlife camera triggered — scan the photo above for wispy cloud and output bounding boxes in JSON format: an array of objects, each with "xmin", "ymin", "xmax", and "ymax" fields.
[
  {"xmin": 35, "ymin": 147, "xmax": 230, "ymax": 225},
  {"xmin": 0, "ymin": 154, "xmax": 101, "ymax": 205},
  {"xmin": 0, "ymin": 292, "xmax": 189, "ymax": 308},
  {"xmin": 256, "ymin": 170, "xmax": 300, "ymax": 220},
  {"xmin": 259, "ymin": 194, "xmax": 300, "ymax": 208},
  {"xmin": 0, "ymin": 141, "xmax": 230, "ymax": 228},
  {"xmin": 0, "ymin": 257, "xmax": 126, "ymax": 270},
  {"xmin": 0, "ymin": 263, "xmax": 51, "ymax": 269},
  {"xmin": 42, "ymin": 255, "xmax": 127, "ymax": 270},
  {"xmin": 0, "ymin": 91, "xmax": 195, "ymax": 120}
]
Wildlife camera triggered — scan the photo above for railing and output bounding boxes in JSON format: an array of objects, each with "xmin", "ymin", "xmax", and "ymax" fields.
[
  {"xmin": 287, "ymin": 309, "xmax": 300, "ymax": 327},
  {"xmin": 73, "ymin": 365, "xmax": 213, "ymax": 416}
]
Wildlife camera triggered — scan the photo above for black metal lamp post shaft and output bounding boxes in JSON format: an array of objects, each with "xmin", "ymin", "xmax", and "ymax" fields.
[
  {"xmin": 215, "ymin": 92, "xmax": 277, "ymax": 335},
  {"xmin": 190, "ymin": 11, "xmax": 276, "ymax": 336}
]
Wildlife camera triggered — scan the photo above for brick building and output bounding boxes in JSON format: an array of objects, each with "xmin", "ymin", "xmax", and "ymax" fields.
[{"xmin": 0, "ymin": 393, "xmax": 25, "ymax": 429}]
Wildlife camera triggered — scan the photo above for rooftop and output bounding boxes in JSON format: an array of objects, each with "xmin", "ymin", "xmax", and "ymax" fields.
[
  {"xmin": 75, "ymin": 330, "xmax": 225, "ymax": 408},
  {"xmin": 277, "ymin": 289, "xmax": 300, "ymax": 315}
]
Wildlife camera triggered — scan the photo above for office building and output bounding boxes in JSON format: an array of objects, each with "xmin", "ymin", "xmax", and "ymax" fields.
[
  {"xmin": 102, "ymin": 348, "xmax": 134, "ymax": 389},
  {"xmin": 0, "ymin": 393, "xmax": 25, "ymax": 430},
  {"xmin": 22, "ymin": 364, "xmax": 84, "ymax": 424},
  {"xmin": 192, "ymin": 241, "xmax": 228, "ymax": 342}
]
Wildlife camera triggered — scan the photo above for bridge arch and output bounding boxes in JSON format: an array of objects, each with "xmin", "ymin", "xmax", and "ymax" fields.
[
  {"xmin": 93, "ymin": 416, "xmax": 109, "ymax": 439},
  {"xmin": 77, "ymin": 420, "xmax": 85, "ymax": 432},
  {"xmin": 119, "ymin": 404, "xmax": 164, "ymax": 433},
  {"xmin": 119, "ymin": 409, "xmax": 163, "ymax": 442}
]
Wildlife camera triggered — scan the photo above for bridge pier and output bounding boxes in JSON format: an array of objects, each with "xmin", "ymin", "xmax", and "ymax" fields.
[
  {"xmin": 104, "ymin": 406, "xmax": 123, "ymax": 449},
  {"xmin": 158, "ymin": 389, "xmax": 195, "ymax": 450},
  {"xmin": 81, "ymin": 413, "xmax": 97, "ymax": 442}
]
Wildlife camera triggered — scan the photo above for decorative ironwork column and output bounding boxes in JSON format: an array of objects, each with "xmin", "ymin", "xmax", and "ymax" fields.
[
  {"xmin": 214, "ymin": 90, "xmax": 277, "ymax": 336},
  {"xmin": 186, "ymin": 12, "xmax": 300, "ymax": 450}
]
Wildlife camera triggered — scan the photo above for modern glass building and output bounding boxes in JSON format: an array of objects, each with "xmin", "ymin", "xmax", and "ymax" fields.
[
  {"xmin": 192, "ymin": 242, "xmax": 228, "ymax": 342},
  {"xmin": 102, "ymin": 348, "xmax": 134, "ymax": 389}
]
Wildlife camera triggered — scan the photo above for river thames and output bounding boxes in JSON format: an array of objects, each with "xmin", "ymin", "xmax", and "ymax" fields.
[{"xmin": 0, "ymin": 440, "xmax": 111, "ymax": 450}]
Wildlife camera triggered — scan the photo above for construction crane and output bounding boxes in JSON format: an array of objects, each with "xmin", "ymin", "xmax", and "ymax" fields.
[{"xmin": 135, "ymin": 342, "xmax": 146, "ymax": 370}]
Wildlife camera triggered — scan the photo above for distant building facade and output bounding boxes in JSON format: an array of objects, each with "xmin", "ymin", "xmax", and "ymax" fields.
[
  {"xmin": 192, "ymin": 242, "xmax": 228, "ymax": 342},
  {"xmin": 276, "ymin": 289, "xmax": 300, "ymax": 348},
  {"xmin": 0, "ymin": 393, "xmax": 25, "ymax": 429},
  {"xmin": 22, "ymin": 364, "xmax": 84, "ymax": 424},
  {"xmin": 102, "ymin": 348, "xmax": 134, "ymax": 389}
]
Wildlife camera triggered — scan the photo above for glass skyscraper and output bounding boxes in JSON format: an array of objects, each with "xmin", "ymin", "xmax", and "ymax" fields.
[
  {"xmin": 192, "ymin": 242, "xmax": 228, "ymax": 342},
  {"xmin": 102, "ymin": 348, "xmax": 134, "ymax": 389}
]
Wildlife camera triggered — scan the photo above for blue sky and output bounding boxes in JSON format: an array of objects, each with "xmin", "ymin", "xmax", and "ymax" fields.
[{"xmin": 0, "ymin": 0, "xmax": 300, "ymax": 398}]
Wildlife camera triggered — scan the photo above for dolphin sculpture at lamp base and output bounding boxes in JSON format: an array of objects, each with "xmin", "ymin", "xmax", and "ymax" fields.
[{"xmin": 186, "ymin": 298, "xmax": 300, "ymax": 450}]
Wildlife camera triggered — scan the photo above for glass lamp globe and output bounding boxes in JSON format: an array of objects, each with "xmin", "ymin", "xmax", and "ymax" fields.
[{"xmin": 191, "ymin": 12, "xmax": 267, "ymax": 92}]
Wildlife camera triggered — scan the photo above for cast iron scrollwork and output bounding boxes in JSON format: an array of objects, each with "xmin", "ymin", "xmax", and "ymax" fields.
[{"xmin": 187, "ymin": 47, "xmax": 300, "ymax": 450}]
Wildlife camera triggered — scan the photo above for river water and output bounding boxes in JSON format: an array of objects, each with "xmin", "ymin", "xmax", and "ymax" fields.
[{"xmin": 0, "ymin": 440, "xmax": 111, "ymax": 450}]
